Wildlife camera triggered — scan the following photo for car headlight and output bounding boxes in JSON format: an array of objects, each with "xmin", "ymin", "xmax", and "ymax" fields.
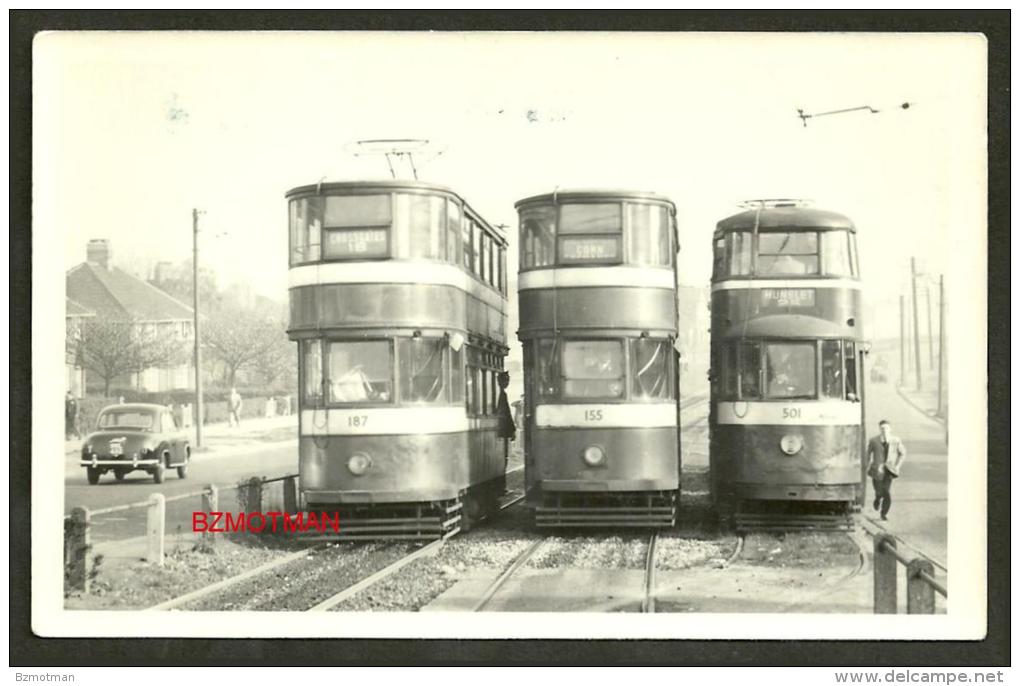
[
  {"xmin": 582, "ymin": 445, "xmax": 606, "ymax": 467},
  {"xmin": 780, "ymin": 434, "xmax": 804, "ymax": 455},
  {"xmin": 347, "ymin": 453, "xmax": 372, "ymax": 476}
]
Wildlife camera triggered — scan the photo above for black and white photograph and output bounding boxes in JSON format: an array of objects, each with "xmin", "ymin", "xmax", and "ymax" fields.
[{"xmin": 13, "ymin": 13, "xmax": 1007, "ymax": 672}]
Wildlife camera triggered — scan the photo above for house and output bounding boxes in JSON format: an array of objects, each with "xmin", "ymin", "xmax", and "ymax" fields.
[
  {"xmin": 65, "ymin": 298, "xmax": 93, "ymax": 396},
  {"xmin": 66, "ymin": 239, "xmax": 195, "ymax": 393}
]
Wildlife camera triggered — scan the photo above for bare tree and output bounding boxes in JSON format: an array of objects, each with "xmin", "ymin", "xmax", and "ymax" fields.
[
  {"xmin": 203, "ymin": 305, "xmax": 283, "ymax": 389},
  {"xmin": 75, "ymin": 315, "xmax": 184, "ymax": 396},
  {"xmin": 252, "ymin": 332, "xmax": 294, "ymax": 391}
]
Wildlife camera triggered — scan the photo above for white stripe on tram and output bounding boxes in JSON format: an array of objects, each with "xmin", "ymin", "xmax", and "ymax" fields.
[
  {"xmin": 300, "ymin": 407, "xmax": 469, "ymax": 436},
  {"xmin": 714, "ymin": 401, "xmax": 862, "ymax": 426},
  {"xmin": 711, "ymin": 278, "xmax": 862, "ymax": 292},
  {"xmin": 288, "ymin": 262, "xmax": 505, "ymax": 309},
  {"xmin": 535, "ymin": 403, "xmax": 677, "ymax": 429},
  {"xmin": 519, "ymin": 267, "xmax": 675, "ymax": 291}
]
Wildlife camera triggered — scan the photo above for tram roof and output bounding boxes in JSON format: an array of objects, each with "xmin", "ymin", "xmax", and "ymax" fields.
[
  {"xmin": 715, "ymin": 206, "xmax": 855, "ymax": 233},
  {"xmin": 285, "ymin": 179, "xmax": 506, "ymax": 243},
  {"xmin": 514, "ymin": 189, "xmax": 676, "ymax": 210},
  {"xmin": 723, "ymin": 314, "xmax": 857, "ymax": 340}
]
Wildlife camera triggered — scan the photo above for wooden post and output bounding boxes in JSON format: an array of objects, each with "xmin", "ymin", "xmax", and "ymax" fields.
[
  {"xmin": 910, "ymin": 257, "xmax": 922, "ymax": 391},
  {"xmin": 873, "ymin": 534, "xmax": 898, "ymax": 614},
  {"xmin": 899, "ymin": 295, "xmax": 906, "ymax": 386},
  {"xmin": 242, "ymin": 476, "xmax": 263, "ymax": 514},
  {"xmin": 65, "ymin": 507, "xmax": 92, "ymax": 593},
  {"xmin": 202, "ymin": 484, "xmax": 218, "ymax": 545},
  {"xmin": 283, "ymin": 476, "xmax": 298, "ymax": 514},
  {"xmin": 907, "ymin": 559, "xmax": 936, "ymax": 614},
  {"xmin": 147, "ymin": 493, "xmax": 166, "ymax": 565}
]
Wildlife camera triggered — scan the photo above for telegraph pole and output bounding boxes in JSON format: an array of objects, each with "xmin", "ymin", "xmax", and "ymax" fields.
[
  {"xmin": 899, "ymin": 295, "xmax": 906, "ymax": 387},
  {"xmin": 910, "ymin": 258, "xmax": 922, "ymax": 391},
  {"xmin": 192, "ymin": 208, "xmax": 204, "ymax": 448},
  {"xmin": 937, "ymin": 274, "xmax": 945, "ymax": 418},
  {"xmin": 925, "ymin": 283, "xmax": 935, "ymax": 370}
]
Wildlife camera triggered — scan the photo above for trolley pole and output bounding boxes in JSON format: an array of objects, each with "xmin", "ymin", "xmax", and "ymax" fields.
[
  {"xmin": 899, "ymin": 295, "xmax": 906, "ymax": 387},
  {"xmin": 192, "ymin": 208, "xmax": 204, "ymax": 449},
  {"xmin": 937, "ymin": 274, "xmax": 945, "ymax": 418},
  {"xmin": 910, "ymin": 258, "xmax": 922, "ymax": 391}
]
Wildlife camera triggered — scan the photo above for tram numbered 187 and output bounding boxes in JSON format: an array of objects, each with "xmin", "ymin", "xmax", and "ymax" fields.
[
  {"xmin": 516, "ymin": 189, "xmax": 682, "ymax": 528},
  {"xmin": 708, "ymin": 200, "xmax": 867, "ymax": 531},
  {"xmin": 286, "ymin": 180, "xmax": 511, "ymax": 540}
]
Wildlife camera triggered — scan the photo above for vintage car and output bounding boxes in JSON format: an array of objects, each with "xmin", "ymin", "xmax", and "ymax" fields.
[{"xmin": 80, "ymin": 403, "xmax": 190, "ymax": 484}]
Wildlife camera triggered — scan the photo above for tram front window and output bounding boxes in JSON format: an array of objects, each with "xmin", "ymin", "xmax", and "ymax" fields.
[
  {"xmin": 521, "ymin": 206, "xmax": 556, "ymax": 268},
  {"xmin": 534, "ymin": 339, "xmax": 559, "ymax": 398},
  {"xmin": 764, "ymin": 342, "xmax": 816, "ymax": 399},
  {"xmin": 328, "ymin": 341, "xmax": 393, "ymax": 403},
  {"xmin": 302, "ymin": 340, "xmax": 323, "ymax": 402},
  {"xmin": 626, "ymin": 204, "xmax": 671, "ymax": 267},
  {"xmin": 394, "ymin": 193, "xmax": 445, "ymax": 260},
  {"xmin": 758, "ymin": 232, "xmax": 819, "ymax": 275},
  {"xmin": 559, "ymin": 203, "xmax": 622, "ymax": 265},
  {"xmin": 822, "ymin": 230, "xmax": 854, "ymax": 276},
  {"xmin": 562, "ymin": 340, "xmax": 625, "ymax": 399},
  {"xmin": 632, "ymin": 338, "xmax": 673, "ymax": 400},
  {"xmin": 322, "ymin": 195, "xmax": 391, "ymax": 259},
  {"xmin": 398, "ymin": 338, "xmax": 446, "ymax": 403},
  {"xmin": 821, "ymin": 339, "xmax": 844, "ymax": 398}
]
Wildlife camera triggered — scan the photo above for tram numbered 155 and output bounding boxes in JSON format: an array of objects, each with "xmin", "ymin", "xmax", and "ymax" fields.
[
  {"xmin": 708, "ymin": 200, "xmax": 868, "ymax": 531},
  {"xmin": 516, "ymin": 189, "xmax": 682, "ymax": 528},
  {"xmin": 286, "ymin": 180, "xmax": 512, "ymax": 540}
]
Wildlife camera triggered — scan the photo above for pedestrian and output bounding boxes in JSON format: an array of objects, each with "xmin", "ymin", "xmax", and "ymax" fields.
[
  {"xmin": 866, "ymin": 419, "xmax": 907, "ymax": 521},
  {"xmin": 229, "ymin": 388, "xmax": 243, "ymax": 427},
  {"xmin": 65, "ymin": 391, "xmax": 79, "ymax": 440}
]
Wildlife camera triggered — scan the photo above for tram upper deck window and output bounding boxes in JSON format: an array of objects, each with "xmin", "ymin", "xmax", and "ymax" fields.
[
  {"xmin": 290, "ymin": 197, "xmax": 323, "ymax": 265},
  {"xmin": 626, "ymin": 204, "xmax": 671, "ymax": 267},
  {"xmin": 764, "ymin": 342, "xmax": 816, "ymax": 399},
  {"xmin": 821, "ymin": 230, "xmax": 856, "ymax": 276},
  {"xmin": 757, "ymin": 232, "xmax": 819, "ymax": 276},
  {"xmin": 321, "ymin": 195, "xmax": 391, "ymax": 260},
  {"xmin": 327, "ymin": 340, "xmax": 393, "ymax": 404},
  {"xmin": 562, "ymin": 340, "xmax": 625, "ymax": 399},
  {"xmin": 632, "ymin": 338, "xmax": 673, "ymax": 400},
  {"xmin": 446, "ymin": 200, "xmax": 462, "ymax": 265},
  {"xmin": 559, "ymin": 203, "xmax": 622, "ymax": 265},
  {"xmin": 302, "ymin": 340, "xmax": 323, "ymax": 403},
  {"xmin": 725, "ymin": 231, "xmax": 753, "ymax": 276},
  {"xmin": 521, "ymin": 205, "xmax": 556, "ymax": 269},
  {"xmin": 398, "ymin": 338, "xmax": 446, "ymax": 404},
  {"xmin": 393, "ymin": 193, "xmax": 445, "ymax": 260}
]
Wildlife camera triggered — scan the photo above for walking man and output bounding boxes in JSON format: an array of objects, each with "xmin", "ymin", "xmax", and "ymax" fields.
[
  {"xmin": 866, "ymin": 419, "xmax": 907, "ymax": 520},
  {"xmin": 229, "ymin": 388, "xmax": 243, "ymax": 428}
]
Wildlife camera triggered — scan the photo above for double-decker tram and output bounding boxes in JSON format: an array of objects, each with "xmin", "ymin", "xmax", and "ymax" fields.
[
  {"xmin": 708, "ymin": 200, "xmax": 867, "ymax": 531},
  {"xmin": 516, "ymin": 190, "xmax": 681, "ymax": 528},
  {"xmin": 286, "ymin": 180, "xmax": 510, "ymax": 539}
]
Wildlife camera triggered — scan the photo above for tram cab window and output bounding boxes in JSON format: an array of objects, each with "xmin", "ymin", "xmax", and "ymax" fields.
[
  {"xmin": 446, "ymin": 200, "xmax": 462, "ymax": 265},
  {"xmin": 764, "ymin": 342, "xmax": 816, "ymax": 399},
  {"xmin": 821, "ymin": 339, "xmax": 844, "ymax": 398},
  {"xmin": 327, "ymin": 341, "xmax": 393, "ymax": 404},
  {"xmin": 558, "ymin": 203, "xmax": 622, "ymax": 265},
  {"xmin": 449, "ymin": 346, "xmax": 464, "ymax": 404},
  {"xmin": 758, "ymin": 232, "xmax": 819, "ymax": 275},
  {"xmin": 822, "ymin": 230, "xmax": 854, "ymax": 276},
  {"xmin": 321, "ymin": 195, "xmax": 389, "ymax": 260},
  {"xmin": 632, "ymin": 338, "xmax": 673, "ymax": 400},
  {"xmin": 626, "ymin": 204, "xmax": 671, "ymax": 267},
  {"xmin": 844, "ymin": 341, "xmax": 858, "ymax": 400},
  {"xmin": 302, "ymin": 340, "xmax": 323, "ymax": 403},
  {"xmin": 394, "ymin": 193, "xmax": 445, "ymax": 260},
  {"xmin": 534, "ymin": 339, "xmax": 559, "ymax": 399},
  {"xmin": 398, "ymin": 338, "xmax": 446, "ymax": 403},
  {"xmin": 738, "ymin": 342, "xmax": 761, "ymax": 398},
  {"xmin": 561, "ymin": 340, "xmax": 625, "ymax": 399},
  {"xmin": 290, "ymin": 197, "xmax": 323, "ymax": 264},
  {"xmin": 520, "ymin": 206, "xmax": 556, "ymax": 269}
]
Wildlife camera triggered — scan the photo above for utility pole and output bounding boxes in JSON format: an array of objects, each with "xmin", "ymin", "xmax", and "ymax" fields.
[
  {"xmin": 910, "ymin": 257, "xmax": 922, "ymax": 391},
  {"xmin": 899, "ymin": 295, "xmax": 906, "ymax": 387},
  {"xmin": 937, "ymin": 274, "xmax": 945, "ymax": 418},
  {"xmin": 925, "ymin": 283, "xmax": 935, "ymax": 370},
  {"xmin": 192, "ymin": 208, "xmax": 204, "ymax": 448}
]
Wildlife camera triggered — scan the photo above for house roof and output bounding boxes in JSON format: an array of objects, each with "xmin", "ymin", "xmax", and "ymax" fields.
[
  {"xmin": 67, "ymin": 262, "xmax": 193, "ymax": 321},
  {"xmin": 65, "ymin": 298, "xmax": 94, "ymax": 318}
]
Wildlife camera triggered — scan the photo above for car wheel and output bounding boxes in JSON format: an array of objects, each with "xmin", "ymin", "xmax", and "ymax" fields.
[
  {"xmin": 153, "ymin": 459, "xmax": 165, "ymax": 484},
  {"xmin": 177, "ymin": 463, "xmax": 188, "ymax": 479},
  {"xmin": 87, "ymin": 467, "xmax": 100, "ymax": 485},
  {"xmin": 114, "ymin": 468, "xmax": 126, "ymax": 482}
]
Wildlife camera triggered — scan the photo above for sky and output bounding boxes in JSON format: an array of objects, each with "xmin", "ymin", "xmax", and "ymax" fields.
[{"xmin": 38, "ymin": 31, "xmax": 986, "ymax": 342}]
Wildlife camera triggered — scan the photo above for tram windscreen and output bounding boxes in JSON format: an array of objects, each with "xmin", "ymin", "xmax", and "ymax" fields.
[
  {"xmin": 757, "ymin": 232, "xmax": 819, "ymax": 275},
  {"xmin": 561, "ymin": 341, "xmax": 625, "ymax": 399},
  {"xmin": 398, "ymin": 338, "xmax": 446, "ymax": 403},
  {"xmin": 764, "ymin": 342, "xmax": 816, "ymax": 399},
  {"xmin": 328, "ymin": 341, "xmax": 393, "ymax": 403},
  {"xmin": 302, "ymin": 340, "xmax": 323, "ymax": 402},
  {"xmin": 632, "ymin": 338, "xmax": 672, "ymax": 400}
]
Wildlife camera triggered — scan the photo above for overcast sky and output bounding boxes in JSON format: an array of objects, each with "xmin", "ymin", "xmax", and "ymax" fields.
[{"xmin": 38, "ymin": 31, "xmax": 985, "ymax": 341}]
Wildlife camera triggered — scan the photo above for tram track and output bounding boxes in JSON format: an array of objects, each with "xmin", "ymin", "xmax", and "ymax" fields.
[{"xmin": 640, "ymin": 532, "xmax": 659, "ymax": 613}]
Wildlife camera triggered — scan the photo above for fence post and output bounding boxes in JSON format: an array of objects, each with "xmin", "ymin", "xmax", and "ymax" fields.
[
  {"xmin": 873, "ymin": 534, "xmax": 898, "ymax": 614},
  {"xmin": 147, "ymin": 493, "xmax": 166, "ymax": 565},
  {"xmin": 202, "ymin": 484, "xmax": 218, "ymax": 545},
  {"xmin": 65, "ymin": 507, "xmax": 92, "ymax": 593},
  {"xmin": 283, "ymin": 476, "xmax": 298, "ymax": 514},
  {"xmin": 242, "ymin": 476, "xmax": 263, "ymax": 514},
  {"xmin": 907, "ymin": 559, "xmax": 936, "ymax": 614}
]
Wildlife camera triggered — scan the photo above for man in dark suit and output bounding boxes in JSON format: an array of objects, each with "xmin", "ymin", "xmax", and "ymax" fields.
[{"xmin": 866, "ymin": 419, "xmax": 907, "ymax": 520}]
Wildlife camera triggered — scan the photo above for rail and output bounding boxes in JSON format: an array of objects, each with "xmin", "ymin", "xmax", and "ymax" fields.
[{"xmin": 870, "ymin": 531, "xmax": 946, "ymax": 614}]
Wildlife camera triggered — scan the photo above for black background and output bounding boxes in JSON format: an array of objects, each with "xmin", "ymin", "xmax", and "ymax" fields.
[{"xmin": 9, "ymin": 9, "xmax": 1010, "ymax": 667}]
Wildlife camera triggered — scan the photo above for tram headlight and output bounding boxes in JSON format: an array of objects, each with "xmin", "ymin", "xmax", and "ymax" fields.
[
  {"xmin": 582, "ymin": 445, "xmax": 606, "ymax": 467},
  {"xmin": 780, "ymin": 434, "xmax": 804, "ymax": 456},
  {"xmin": 347, "ymin": 453, "xmax": 372, "ymax": 476}
]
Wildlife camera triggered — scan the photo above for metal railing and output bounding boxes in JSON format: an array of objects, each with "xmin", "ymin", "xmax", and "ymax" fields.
[{"xmin": 872, "ymin": 532, "xmax": 947, "ymax": 614}]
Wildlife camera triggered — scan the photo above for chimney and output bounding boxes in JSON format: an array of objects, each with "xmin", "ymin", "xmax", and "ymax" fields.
[{"xmin": 86, "ymin": 239, "xmax": 111, "ymax": 270}]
